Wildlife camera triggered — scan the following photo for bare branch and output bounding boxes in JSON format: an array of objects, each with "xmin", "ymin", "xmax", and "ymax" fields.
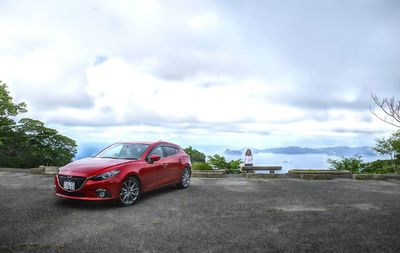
[
  {"xmin": 373, "ymin": 95, "xmax": 395, "ymax": 120},
  {"xmin": 370, "ymin": 94, "xmax": 400, "ymax": 127},
  {"xmin": 369, "ymin": 105, "xmax": 400, "ymax": 127},
  {"xmin": 393, "ymin": 99, "xmax": 400, "ymax": 119}
]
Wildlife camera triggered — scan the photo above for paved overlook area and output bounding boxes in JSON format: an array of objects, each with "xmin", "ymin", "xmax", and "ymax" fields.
[{"xmin": 1, "ymin": 171, "xmax": 400, "ymax": 253}]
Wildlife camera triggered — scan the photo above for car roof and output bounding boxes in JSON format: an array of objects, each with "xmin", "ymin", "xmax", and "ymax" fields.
[{"xmin": 116, "ymin": 141, "xmax": 180, "ymax": 147}]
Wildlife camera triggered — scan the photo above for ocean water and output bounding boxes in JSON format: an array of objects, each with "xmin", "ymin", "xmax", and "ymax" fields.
[
  {"xmin": 75, "ymin": 143, "xmax": 386, "ymax": 174},
  {"xmin": 224, "ymin": 153, "xmax": 386, "ymax": 174}
]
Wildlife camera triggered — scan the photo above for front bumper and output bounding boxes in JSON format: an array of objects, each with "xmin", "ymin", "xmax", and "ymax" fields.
[
  {"xmin": 54, "ymin": 174, "xmax": 121, "ymax": 201},
  {"xmin": 55, "ymin": 193, "xmax": 113, "ymax": 201}
]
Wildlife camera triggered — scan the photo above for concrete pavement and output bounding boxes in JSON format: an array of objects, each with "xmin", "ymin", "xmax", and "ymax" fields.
[{"xmin": 1, "ymin": 172, "xmax": 400, "ymax": 252}]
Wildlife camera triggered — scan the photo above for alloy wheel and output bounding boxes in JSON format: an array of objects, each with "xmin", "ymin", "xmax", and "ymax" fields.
[
  {"xmin": 182, "ymin": 169, "xmax": 191, "ymax": 188},
  {"xmin": 120, "ymin": 178, "xmax": 139, "ymax": 205}
]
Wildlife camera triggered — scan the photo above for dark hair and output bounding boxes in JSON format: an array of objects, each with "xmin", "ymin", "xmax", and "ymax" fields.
[{"xmin": 245, "ymin": 149, "xmax": 252, "ymax": 156}]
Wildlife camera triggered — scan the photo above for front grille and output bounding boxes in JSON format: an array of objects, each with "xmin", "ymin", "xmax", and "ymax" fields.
[{"xmin": 58, "ymin": 175, "xmax": 87, "ymax": 191}]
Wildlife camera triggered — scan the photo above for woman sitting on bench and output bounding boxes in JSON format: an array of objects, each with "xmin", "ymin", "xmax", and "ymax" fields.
[{"xmin": 244, "ymin": 148, "xmax": 253, "ymax": 167}]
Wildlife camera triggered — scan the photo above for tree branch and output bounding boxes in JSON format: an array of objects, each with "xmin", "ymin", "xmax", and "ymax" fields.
[{"xmin": 370, "ymin": 94, "xmax": 400, "ymax": 127}]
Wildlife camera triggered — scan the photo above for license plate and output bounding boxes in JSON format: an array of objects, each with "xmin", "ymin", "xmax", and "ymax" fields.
[{"xmin": 64, "ymin": 181, "xmax": 75, "ymax": 190}]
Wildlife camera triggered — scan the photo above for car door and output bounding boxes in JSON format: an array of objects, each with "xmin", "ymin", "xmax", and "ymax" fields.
[
  {"xmin": 163, "ymin": 145, "xmax": 182, "ymax": 183},
  {"xmin": 140, "ymin": 145, "xmax": 168, "ymax": 190}
]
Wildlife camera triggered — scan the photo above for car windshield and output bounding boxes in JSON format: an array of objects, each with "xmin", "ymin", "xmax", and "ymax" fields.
[{"xmin": 95, "ymin": 143, "xmax": 149, "ymax": 160}]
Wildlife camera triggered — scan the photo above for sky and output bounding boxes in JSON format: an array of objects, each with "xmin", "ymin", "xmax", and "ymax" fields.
[{"xmin": 0, "ymin": 0, "xmax": 399, "ymax": 153}]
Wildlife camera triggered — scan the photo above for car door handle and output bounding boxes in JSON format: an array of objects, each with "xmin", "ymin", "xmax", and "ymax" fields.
[{"xmin": 163, "ymin": 163, "xmax": 168, "ymax": 168}]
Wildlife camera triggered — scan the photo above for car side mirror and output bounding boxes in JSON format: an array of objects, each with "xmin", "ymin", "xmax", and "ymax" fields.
[{"xmin": 149, "ymin": 154, "xmax": 161, "ymax": 163}]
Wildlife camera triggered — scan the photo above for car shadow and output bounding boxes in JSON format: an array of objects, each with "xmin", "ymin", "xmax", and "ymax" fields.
[
  {"xmin": 55, "ymin": 198, "xmax": 118, "ymax": 209},
  {"xmin": 54, "ymin": 184, "xmax": 187, "ymax": 209},
  {"xmin": 138, "ymin": 185, "xmax": 180, "ymax": 203}
]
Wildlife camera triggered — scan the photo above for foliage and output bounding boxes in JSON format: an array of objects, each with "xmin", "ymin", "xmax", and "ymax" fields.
[
  {"xmin": 327, "ymin": 156, "xmax": 364, "ymax": 173},
  {"xmin": 226, "ymin": 159, "xmax": 242, "ymax": 174},
  {"xmin": 192, "ymin": 162, "xmax": 213, "ymax": 171},
  {"xmin": 0, "ymin": 81, "xmax": 27, "ymax": 146},
  {"xmin": 207, "ymin": 154, "xmax": 228, "ymax": 170},
  {"xmin": 0, "ymin": 82, "xmax": 77, "ymax": 168},
  {"xmin": 183, "ymin": 146, "xmax": 206, "ymax": 163},
  {"xmin": 374, "ymin": 131, "xmax": 400, "ymax": 174},
  {"xmin": 0, "ymin": 81, "xmax": 27, "ymax": 117},
  {"xmin": 361, "ymin": 159, "xmax": 399, "ymax": 174},
  {"xmin": 207, "ymin": 154, "xmax": 242, "ymax": 174}
]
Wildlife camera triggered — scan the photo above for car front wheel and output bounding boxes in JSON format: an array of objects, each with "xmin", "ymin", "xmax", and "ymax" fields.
[
  {"xmin": 119, "ymin": 177, "xmax": 140, "ymax": 206},
  {"xmin": 177, "ymin": 168, "xmax": 191, "ymax": 189}
]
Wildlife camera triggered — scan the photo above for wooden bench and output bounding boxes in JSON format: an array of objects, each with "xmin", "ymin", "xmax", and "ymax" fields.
[{"xmin": 242, "ymin": 166, "xmax": 282, "ymax": 174}]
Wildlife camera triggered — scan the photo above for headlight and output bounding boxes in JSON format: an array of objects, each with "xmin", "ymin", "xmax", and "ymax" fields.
[{"xmin": 91, "ymin": 170, "xmax": 120, "ymax": 181}]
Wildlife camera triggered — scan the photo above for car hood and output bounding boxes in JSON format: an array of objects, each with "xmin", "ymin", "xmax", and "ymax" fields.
[{"xmin": 59, "ymin": 157, "xmax": 133, "ymax": 175}]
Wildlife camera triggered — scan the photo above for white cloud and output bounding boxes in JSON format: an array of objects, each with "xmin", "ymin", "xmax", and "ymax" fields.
[
  {"xmin": 189, "ymin": 12, "xmax": 219, "ymax": 30},
  {"xmin": 63, "ymin": 57, "xmax": 305, "ymax": 125},
  {"xmin": 44, "ymin": 57, "xmax": 393, "ymax": 147},
  {"xmin": 0, "ymin": 0, "xmax": 398, "ymax": 149}
]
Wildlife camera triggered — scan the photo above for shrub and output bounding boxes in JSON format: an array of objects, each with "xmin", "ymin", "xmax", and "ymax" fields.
[
  {"xmin": 192, "ymin": 162, "xmax": 213, "ymax": 171},
  {"xmin": 226, "ymin": 159, "xmax": 242, "ymax": 174},
  {"xmin": 374, "ymin": 131, "xmax": 400, "ymax": 174},
  {"xmin": 183, "ymin": 146, "xmax": 206, "ymax": 163},
  {"xmin": 361, "ymin": 159, "xmax": 400, "ymax": 174},
  {"xmin": 327, "ymin": 155, "xmax": 363, "ymax": 173},
  {"xmin": 207, "ymin": 154, "xmax": 228, "ymax": 170},
  {"xmin": 207, "ymin": 154, "xmax": 242, "ymax": 174}
]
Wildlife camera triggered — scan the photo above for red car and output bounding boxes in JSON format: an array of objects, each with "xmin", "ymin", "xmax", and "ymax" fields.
[{"xmin": 55, "ymin": 141, "xmax": 192, "ymax": 206}]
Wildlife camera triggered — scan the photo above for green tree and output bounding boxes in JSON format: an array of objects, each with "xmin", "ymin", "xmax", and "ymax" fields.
[
  {"xmin": 226, "ymin": 159, "xmax": 242, "ymax": 174},
  {"xmin": 207, "ymin": 154, "xmax": 242, "ymax": 174},
  {"xmin": 16, "ymin": 118, "xmax": 77, "ymax": 167},
  {"xmin": 0, "ymin": 81, "xmax": 27, "ymax": 117},
  {"xmin": 0, "ymin": 82, "xmax": 77, "ymax": 168},
  {"xmin": 0, "ymin": 81, "xmax": 27, "ymax": 146},
  {"xmin": 183, "ymin": 146, "xmax": 206, "ymax": 163},
  {"xmin": 207, "ymin": 154, "xmax": 229, "ymax": 170},
  {"xmin": 327, "ymin": 155, "xmax": 364, "ymax": 173},
  {"xmin": 374, "ymin": 131, "xmax": 400, "ymax": 174},
  {"xmin": 361, "ymin": 159, "xmax": 398, "ymax": 174}
]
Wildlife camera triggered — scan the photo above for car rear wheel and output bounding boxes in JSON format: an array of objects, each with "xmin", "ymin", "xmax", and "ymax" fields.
[
  {"xmin": 177, "ymin": 168, "xmax": 191, "ymax": 189},
  {"xmin": 119, "ymin": 177, "xmax": 140, "ymax": 206}
]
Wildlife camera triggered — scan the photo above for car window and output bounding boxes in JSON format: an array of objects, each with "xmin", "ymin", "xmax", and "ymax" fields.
[
  {"xmin": 95, "ymin": 143, "xmax": 149, "ymax": 160},
  {"xmin": 165, "ymin": 146, "xmax": 179, "ymax": 157},
  {"xmin": 148, "ymin": 146, "xmax": 164, "ymax": 158}
]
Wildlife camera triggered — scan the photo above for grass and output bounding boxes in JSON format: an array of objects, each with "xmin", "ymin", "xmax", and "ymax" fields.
[
  {"xmin": 289, "ymin": 169, "xmax": 351, "ymax": 174},
  {"xmin": 192, "ymin": 162, "xmax": 213, "ymax": 171}
]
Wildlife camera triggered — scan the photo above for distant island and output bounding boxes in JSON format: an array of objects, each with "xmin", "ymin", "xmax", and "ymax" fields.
[
  {"xmin": 224, "ymin": 146, "xmax": 376, "ymax": 157},
  {"xmin": 75, "ymin": 143, "xmax": 377, "ymax": 161}
]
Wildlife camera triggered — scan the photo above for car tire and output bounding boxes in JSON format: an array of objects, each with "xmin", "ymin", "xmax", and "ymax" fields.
[
  {"xmin": 177, "ymin": 167, "xmax": 191, "ymax": 189},
  {"xmin": 119, "ymin": 177, "xmax": 140, "ymax": 206}
]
